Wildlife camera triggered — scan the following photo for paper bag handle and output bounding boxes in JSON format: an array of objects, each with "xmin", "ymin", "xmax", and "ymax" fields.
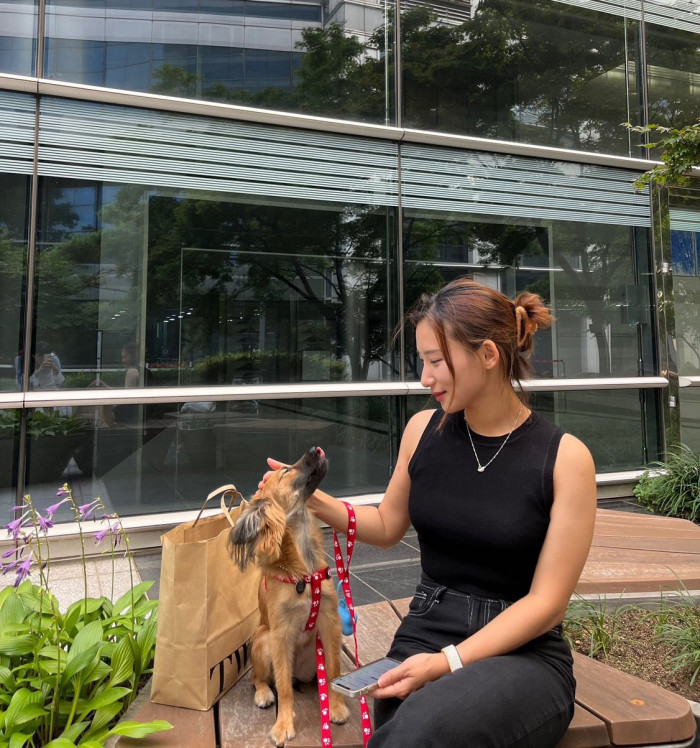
[{"xmin": 193, "ymin": 484, "xmax": 243, "ymax": 528}]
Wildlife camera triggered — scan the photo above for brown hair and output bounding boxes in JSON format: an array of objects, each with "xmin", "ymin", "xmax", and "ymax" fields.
[{"xmin": 405, "ymin": 277, "xmax": 553, "ymax": 403}]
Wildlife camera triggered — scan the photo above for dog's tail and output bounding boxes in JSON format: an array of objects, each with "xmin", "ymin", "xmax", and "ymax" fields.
[{"xmin": 228, "ymin": 498, "xmax": 286, "ymax": 570}]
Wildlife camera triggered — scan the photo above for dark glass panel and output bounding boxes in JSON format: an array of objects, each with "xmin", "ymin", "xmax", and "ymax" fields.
[
  {"xmin": 400, "ymin": 0, "xmax": 641, "ymax": 155},
  {"xmin": 44, "ymin": 38, "xmax": 106, "ymax": 87},
  {"xmin": 645, "ymin": 22, "xmax": 700, "ymax": 132},
  {"xmin": 19, "ymin": 397, "xmax": 396, "ymax": 517},
  {"xmin": 0, "ymin": 173, "xmax": 29, "ymax": 393},
  {"xmin": 403, "ymin": 213, "xmax": 653, "ymax": 378},
  {"xmin": 0, "ymin": 36, "xmax": 35, "ymax": 76},
  {"xmin": 671, "ymin": 230, "xmax": 695, "ymax": 276}
]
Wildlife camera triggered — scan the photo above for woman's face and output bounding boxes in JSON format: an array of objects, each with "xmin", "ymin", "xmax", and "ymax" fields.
[{"xmin": 416, "ymin": 320, "xmax": 484, "ymax": 413}]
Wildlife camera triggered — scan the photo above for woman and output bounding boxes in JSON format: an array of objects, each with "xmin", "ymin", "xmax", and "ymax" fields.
[{"xmin": 264, "ymin": 278, "xmax": 597, "ymax": 747}]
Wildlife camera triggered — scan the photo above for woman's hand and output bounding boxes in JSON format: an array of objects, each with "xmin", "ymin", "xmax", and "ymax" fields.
[
  {"xmin": 371, "ymin": 653, "xmax": 449, "ymax": 700},
  {"xmin": 257, "ymin": 457, "xmax": 287, "ymax": 490}
]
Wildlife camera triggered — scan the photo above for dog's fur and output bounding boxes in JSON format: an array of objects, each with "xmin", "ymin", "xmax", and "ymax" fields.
[{"xmin": 229, "ymin": 447, "xmax": 350, "ymax": 747}]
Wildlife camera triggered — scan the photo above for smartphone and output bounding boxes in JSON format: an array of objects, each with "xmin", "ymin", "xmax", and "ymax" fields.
[{"xmin": 331, "ymin": 657, "xmax": 400, "ymax": 697}]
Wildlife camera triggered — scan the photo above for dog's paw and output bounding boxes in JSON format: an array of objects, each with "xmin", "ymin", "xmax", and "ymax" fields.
[
  {"xmin": 269, "ymin": 720, "xmax": 295, "ymax": 747},
  {"xmin": 330, "ymin": 698, "xmax": 350, "ymax": 725},
  {"xmin": 254, "ymin": 684, "xmax": 276, "ymax": 709}
]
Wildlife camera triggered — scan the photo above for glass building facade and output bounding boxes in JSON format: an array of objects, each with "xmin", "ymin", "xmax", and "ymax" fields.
[{"xmin": 0, "ymin": 0, "xmax": 698, "ymax": 526}]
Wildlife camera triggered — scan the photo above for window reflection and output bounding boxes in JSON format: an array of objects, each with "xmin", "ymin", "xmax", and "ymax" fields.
[
  {"xmin": 0, "ymin": 397, "xmax": 396, "ymax": 518},
  {"xmin": 34, "ymin": 180, "xmax": 395, "ymax": 386},
  {"xmin": 403, "ymin": 212, "xmax": 653, "ymax": 379}
]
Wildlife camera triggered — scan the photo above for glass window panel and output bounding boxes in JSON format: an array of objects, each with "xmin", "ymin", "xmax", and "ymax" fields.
[
  {"xmin": 0, "ymin": 0, "xmax": 37, "ymax": 76},
  {"xmin": 408, "ymin": 388, "xmax": 660, "ymax": 473},
  {"xmin": 21, "ymin": 397, "xmax": 396, "ymax": 517},
  {"xmin": 645, "ymin": 21, "xmax": 700, "ymax": 133},
  {"xmin": 105, "ymin": 42, "xmax": 153, "ymax": 92},
  {"xmin": 400, "ymin": 0, "xmax": 641, "ymax": 155},
  {"xmin": 0, "ymin": 36, "xmax": 36, "ymax": 76},
  {"xmin": 679, "ymin": 388, "xmax": 700, "ymax": 452},
  {"xmin": 34, "ymin": 177, "xmax": 395, "ymax": 387},
  {"xmin": 200, "ymin": 45, "xmax": 245, "ymax": 94},
  {"xmin": 245, "ymin": 48, "xmax": 292, "ymax": 90},
  {"xmin": 290, "ymin": 4, "xmax": 321, "ymax": 22},
  {"xmin": 0, "ymin": 410, "xmax": 20, "ymax": 522},
  {"xmin": 246, "ymin": 0, "xmax": 290, "ymax": 18},
  {"xmin": 673, "ymin": 275, "xmax": 700, "ymax": 376},
  {"xmin": 41, "ymin": 0, "xmax": 392, "ymax": 123},
  {"xmin": 671, "ymin": 230, "xmax": 695, "ymax": 276},
  {"xmin": 0, "ymin": 173, "xmax": 29, "ymax": 393},
  {"xmin": 44, "ymin": 38, "xmax": 107, "ymax": 87},
  {"xmin": 403, "ymin": 212, "xmax": 653, "ymax": 378}
]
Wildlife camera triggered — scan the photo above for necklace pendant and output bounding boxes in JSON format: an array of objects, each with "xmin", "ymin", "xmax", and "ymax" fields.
[
  {"xmin": 477, "ymin": 466, "xmax": 485, "ymax": 473},
  {"xmin": 295, "ymin": 579, "xmax": 306, "ymax": 594}
]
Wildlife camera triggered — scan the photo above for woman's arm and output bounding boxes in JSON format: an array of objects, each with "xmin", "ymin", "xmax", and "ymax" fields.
[{"xmin": 374, "ymin": 433, "xmax": 597, "ymax": 698}]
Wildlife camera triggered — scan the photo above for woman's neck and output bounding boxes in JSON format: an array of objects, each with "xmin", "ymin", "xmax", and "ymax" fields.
[{"xmin": 463, "ymin": 394, "xmax": 527, "ymax": 437}]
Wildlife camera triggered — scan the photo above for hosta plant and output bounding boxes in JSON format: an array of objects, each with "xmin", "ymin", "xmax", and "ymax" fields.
[{"xmin": 0, "ymin": 485, "xmax": 171, "ymax": 747}]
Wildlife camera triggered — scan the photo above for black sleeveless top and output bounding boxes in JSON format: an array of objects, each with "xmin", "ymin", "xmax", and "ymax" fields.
[{"xmin": 408, "ymin": 410, "xmax": 564, "ymax": 602}]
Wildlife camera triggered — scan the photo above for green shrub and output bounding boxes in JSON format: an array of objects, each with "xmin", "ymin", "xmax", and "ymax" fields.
[
  {"xmin": 633, "ymin": 444, "xmax": 700, "ymax": 523},
  {"xmin": 652, "ymin": 587, "xmax": 700, "ymax": 685}
]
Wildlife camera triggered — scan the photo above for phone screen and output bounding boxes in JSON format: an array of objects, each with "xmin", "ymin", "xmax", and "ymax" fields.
[{"xmin": 331, "ymin": 657, "xmax": 399, "ymax": 697}]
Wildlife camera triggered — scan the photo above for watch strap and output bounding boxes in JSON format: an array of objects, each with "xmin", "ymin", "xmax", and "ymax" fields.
[{"xmin": 441, "ymin": 644, "xmax": 463, "ymax": 672}]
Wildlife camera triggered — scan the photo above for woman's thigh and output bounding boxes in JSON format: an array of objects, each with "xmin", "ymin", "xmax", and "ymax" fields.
[{"xmin": 369, "ymin": 650, "xmax": 574, "ymax": 748}]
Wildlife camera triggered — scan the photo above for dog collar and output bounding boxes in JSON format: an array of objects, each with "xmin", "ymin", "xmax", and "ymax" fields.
[{"xmin": 272, "ymin": 566, "xmax": 331, "ymax": 594}]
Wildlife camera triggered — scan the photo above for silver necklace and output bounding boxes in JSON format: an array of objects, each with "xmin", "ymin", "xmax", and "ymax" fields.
[{"xmin": 464, "ymin": 402, "xmax": 524, "ymax": 473}]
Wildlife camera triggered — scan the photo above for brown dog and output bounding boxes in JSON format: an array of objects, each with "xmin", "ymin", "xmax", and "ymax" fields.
[{"xmin": 229, "ymin": 446, "xmax": 350, "ymax": 747}]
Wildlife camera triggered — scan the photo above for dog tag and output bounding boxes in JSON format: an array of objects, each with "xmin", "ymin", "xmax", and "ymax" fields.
[{"xmin": 295, "ymin": 580, "xmax": 306, "ymax": 594}]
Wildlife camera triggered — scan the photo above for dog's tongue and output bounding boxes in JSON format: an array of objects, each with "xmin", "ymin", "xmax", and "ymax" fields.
[{"xmin": 316, "ymin": 446, "xmax": 326, "ymax": 460}]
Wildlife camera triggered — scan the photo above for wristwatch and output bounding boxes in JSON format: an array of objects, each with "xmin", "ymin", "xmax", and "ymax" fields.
[{"xmin": 441, "ymin": 644, "xmax": 463, "ymax": 672}]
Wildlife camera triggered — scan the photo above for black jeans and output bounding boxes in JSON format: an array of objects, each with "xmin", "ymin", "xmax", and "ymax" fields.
[{"xmin": 368, "ymin": 577, "xmax": 575, "ymax": 748}]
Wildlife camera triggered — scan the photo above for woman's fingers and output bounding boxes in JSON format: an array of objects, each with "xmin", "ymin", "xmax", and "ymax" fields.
[{"xmin": 258, "ymin": 457, "xmax": 288, "ymax": 489}]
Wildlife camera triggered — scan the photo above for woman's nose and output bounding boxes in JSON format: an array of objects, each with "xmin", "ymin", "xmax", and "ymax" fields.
[{"xmin": 420, "ymin": 367, "xmax": 433, "ymax": 388}]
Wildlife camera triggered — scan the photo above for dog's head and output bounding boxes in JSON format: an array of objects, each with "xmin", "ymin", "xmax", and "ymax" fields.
[{"xmin": 228, "ymin": 446, "xmax": 328, "ymax": 571}]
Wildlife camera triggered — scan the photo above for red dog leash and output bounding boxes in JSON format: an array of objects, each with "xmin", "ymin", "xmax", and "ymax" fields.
[
  {"xmin": 297, "ymin": 503, "xmax": 372, "ymax": 748},
  {"xmin": 333, "ymin": 502, "xmax": 373, "ymax": 746}
]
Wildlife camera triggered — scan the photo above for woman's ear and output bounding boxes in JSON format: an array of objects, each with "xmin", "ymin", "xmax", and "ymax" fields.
[{"xmin": 480, "ymin": 340, "xmax": 500, "ymax": 370}]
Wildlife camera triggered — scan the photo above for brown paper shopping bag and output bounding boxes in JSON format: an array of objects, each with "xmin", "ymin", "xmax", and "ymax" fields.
[{"xmin": 150, "ymin": 484, "xmax": 261, "ymax": 710}]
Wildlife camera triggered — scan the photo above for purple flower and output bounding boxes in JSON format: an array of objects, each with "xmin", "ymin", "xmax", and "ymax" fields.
[
  {"xmin": 14, "ymin": 557, "xmax": 32, "ymax": 587},
  {"xmin": 45, "ymin": 498, "xmax": 68, "ymax": 520},
  {"xmin": 2, "ymin": 560, "xmax": 17, "ymax": 576},
  {"xmin": 38, "ymin": 516, "xmax": 54, "ymax": 533},
  {"xmin": 94, "ymin": 528, "xmax": 110, "ymax": 545},
  {"xmin": 56, "ymin": 485, "xmax": 69, "ymax": 497},
  {"xmin": 78, "ymin": 500, "xmax": 100, "ymax": 520},
  {"xmin": 6, "ymin": 516, "xmax": 27, "ymax": 541},
  {"xmin": 2, "ymin": 548, "xmax": 18, "ymax": 559}
]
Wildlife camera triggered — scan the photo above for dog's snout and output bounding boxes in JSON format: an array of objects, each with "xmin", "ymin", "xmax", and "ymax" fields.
[{"xmin": 310, "ymin": 446, "xmax": 325, "ymax": 461}]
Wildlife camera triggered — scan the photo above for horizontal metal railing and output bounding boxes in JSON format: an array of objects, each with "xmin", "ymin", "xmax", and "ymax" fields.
[{"xmin": 0, "ymin": 376, "xmax": 669, "ymax": 410}]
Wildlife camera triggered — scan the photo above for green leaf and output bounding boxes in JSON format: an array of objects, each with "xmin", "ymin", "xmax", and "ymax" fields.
[
  {"xmin": 0, "ymin": 635, "xmax": 36, "ymax": 657},
  {"xmin": 3, "ymin": 688, "xmax": 47, "ymax": 732},
  {"xmin": 0, "ymin": 665, "xmax": 16, "ymax": 690},
  {"xmin": 108, "ymin": 636, "xmax": 135, "ymax": 686},
  {"xmin": 61, "ymin": 645, "xmax": 100, "ymax": 684},
  {"xmin": 105, "ymin": 720, "xmax": 173, "ymax": 739},
  {"xmin": 81, "ymin": 686, "xmax": 132, "ymax": 715},
  {"xmin": 68, "ymin": 621, "xmax": 104, "ymax": 663},
  {"xmin": 8, "ymin": 733, "xmax": 32, "ymax": 748},
  {"xmin": 0, "ymin": 593, "xmax": 29, "ymax": 629},
  {"xmin": 58, "ymin": 723, "xmax": 90, "ymax": 743},
  {"xmin": 43, "ymin": 740, "xmax": 78, "ymax": 748},
  {"xmin": 81, "ymin": 702, "xmax": 122, "ymax": 736},
  {"xmin": 112, "ymin": 582, "xmax": 153, "ymax": 616}
]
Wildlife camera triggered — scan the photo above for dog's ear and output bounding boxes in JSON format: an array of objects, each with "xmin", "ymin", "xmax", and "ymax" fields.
[{"xmin": 228, "ymin": 498, "xmax": 286, "ymax": 570}]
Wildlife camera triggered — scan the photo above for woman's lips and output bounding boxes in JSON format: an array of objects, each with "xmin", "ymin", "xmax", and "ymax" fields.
[{"xmin": 433, "ymin": 391, "xmax": 446, "ymax": 402}]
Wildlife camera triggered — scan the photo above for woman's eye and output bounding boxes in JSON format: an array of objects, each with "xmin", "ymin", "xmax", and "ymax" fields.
[{"xmin": 430, "ymin": 359, "xmax": 442, "ymax": 366}]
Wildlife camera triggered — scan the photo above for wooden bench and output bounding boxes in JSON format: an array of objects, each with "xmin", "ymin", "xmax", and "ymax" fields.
[{"xmin": 117, "ymin": 599, "xmax": 698, "ymax": 747}]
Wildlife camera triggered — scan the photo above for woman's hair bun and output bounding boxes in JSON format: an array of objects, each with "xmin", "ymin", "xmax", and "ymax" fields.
[{"xmin": 513, "ymin": 292, "xmax": 553, "ymax": 354}]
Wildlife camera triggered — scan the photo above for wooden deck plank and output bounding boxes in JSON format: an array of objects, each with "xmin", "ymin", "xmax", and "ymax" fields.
[
  {"xmin": 590, "ymin": 536, "xmax": 700, "ymax": 554},
  {"xmin": 217, "ymin": 670, "xmax": 278, "ymax": 748},
  {"xmin": 114, "ymin": 699, "xmax": 216, "ymax": 747},
  {"xmin": 572, "ymin": 653, "xmax": 697, "ymax": 745},
  {"xmin": 342, "ymin": 601, "xmax": 401, "ymax": 666},
  {"xmin": 554, "ymin": 705, "xmax": 611, "ymax": 748}
]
